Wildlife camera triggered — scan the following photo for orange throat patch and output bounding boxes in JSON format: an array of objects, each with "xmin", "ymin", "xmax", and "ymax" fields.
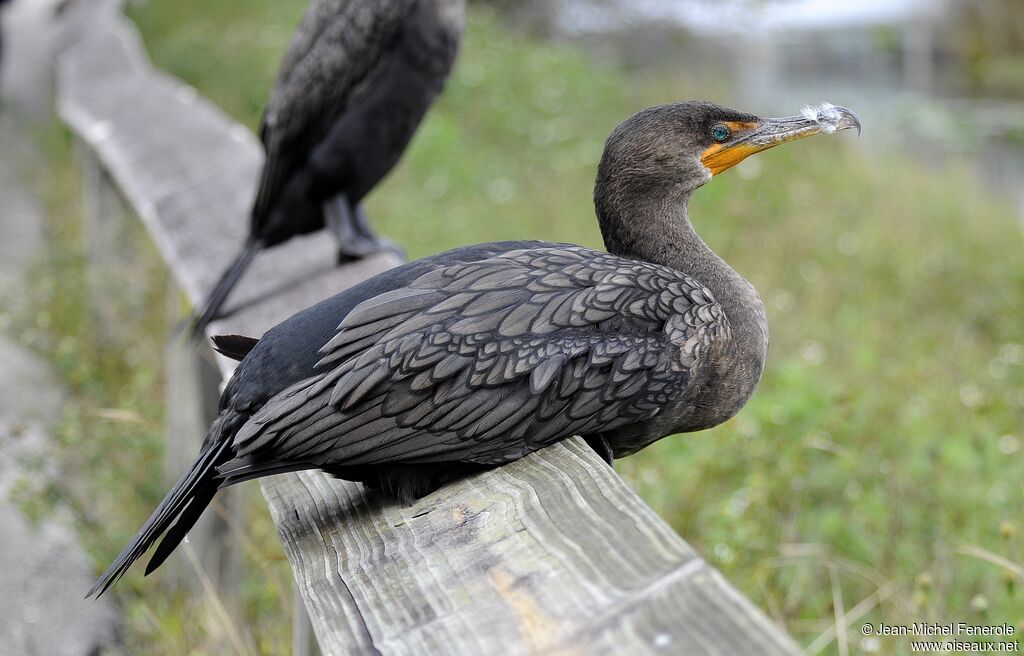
[{"xmin": 700, "ymin": 120, "xmax": 761, "ymax": 176}]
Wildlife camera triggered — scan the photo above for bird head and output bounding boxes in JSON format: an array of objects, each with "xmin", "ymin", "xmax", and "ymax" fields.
[{"xmin": 596, "ymin": 100, "xmax": 861, "ymax": 199}]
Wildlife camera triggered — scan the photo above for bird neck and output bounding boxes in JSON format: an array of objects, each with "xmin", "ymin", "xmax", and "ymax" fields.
[{"xmin": 597, "ymin": 191, "xmax": 768, "ymax": 378}]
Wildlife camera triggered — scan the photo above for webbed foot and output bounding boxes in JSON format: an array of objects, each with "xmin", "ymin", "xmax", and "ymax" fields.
[{"xmin": 323, "ymin": 195, "xmax": 404, "ymax": 264}]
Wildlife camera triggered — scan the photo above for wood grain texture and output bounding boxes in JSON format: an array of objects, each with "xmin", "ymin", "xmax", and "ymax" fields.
[
  {"xmin": 58, "ymin": 9, "xmax": 801, "ymax": 656},
  {"xmin": 261, "ymin": 437, "xmax": 800, "ymax": 655}
]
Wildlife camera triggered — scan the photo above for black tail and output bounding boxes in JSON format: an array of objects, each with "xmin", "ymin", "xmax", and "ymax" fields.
[
  {"xmin": 86, "ymin": 437, "xmax": 231, "ymax": 598},
  {"xmin": 182, "ymin": 238, "xmax": 263, "ymax": 339}
]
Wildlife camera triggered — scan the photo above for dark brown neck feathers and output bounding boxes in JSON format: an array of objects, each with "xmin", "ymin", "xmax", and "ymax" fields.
[{"xmin": 594, "ymin": 178, "xmax": 769, "ymax": 395}]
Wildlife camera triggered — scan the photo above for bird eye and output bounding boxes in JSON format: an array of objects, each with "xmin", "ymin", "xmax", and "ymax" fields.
[{"xmin": 711, "ymin": 124, "xmax": 731, "ymax": 142}]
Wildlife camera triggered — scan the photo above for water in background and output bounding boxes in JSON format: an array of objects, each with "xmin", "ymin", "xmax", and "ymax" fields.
[{"xmin": 501, "ymin": 0, "xmax": 1024, "ymax": 226}]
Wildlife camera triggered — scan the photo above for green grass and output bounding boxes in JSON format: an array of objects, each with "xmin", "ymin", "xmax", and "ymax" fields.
[{"xmin": 26, "ymin": 0, "xmax": 1024, "ymax": 653}]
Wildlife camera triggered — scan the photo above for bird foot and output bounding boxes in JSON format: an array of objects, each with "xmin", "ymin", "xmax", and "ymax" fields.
[
  {"xmin": 336, "ymin": 236, "xmax": 405, "ymax": 265},
  {"xmin": 584, "ymin": 435, "xmax": 615, "ymax": 468}
]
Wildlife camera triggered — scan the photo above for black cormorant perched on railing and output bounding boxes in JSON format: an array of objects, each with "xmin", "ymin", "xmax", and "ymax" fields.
[
  {"xmin": 188, "ymin": 0, "xmax": 466, "ymax": 336},
  {"xmin": 89, "ymin": 100, "xmax": 859, "ymax": 596}
]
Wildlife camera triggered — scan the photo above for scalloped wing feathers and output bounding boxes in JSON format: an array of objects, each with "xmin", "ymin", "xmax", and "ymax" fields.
[{"xmin": 232, "ymin": 246, "xmax": 730, "ymax": 467}]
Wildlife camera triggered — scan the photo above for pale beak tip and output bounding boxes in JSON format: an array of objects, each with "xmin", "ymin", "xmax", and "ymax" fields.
[
  {"xmin": 804, "ymin": 102, "xmax": 862, "ymax": 136},
  {"xmin": 834, "ymin": 105, "xmax": 862, "ymax": 136}
]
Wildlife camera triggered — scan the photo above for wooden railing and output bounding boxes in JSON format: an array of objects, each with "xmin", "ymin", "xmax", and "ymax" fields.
[{"xmin": 57, "ymin": 5, "xmax": 802, "ymax": 655}]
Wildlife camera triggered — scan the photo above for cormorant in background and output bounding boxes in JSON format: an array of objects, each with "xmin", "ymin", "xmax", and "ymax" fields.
[
  {"xmin": 189, "ymin": 0, "xmax": 466, "ymax": 336},
  {"xmin": 89, "ymin": 101, "xmax": 859, "ymax": 595}
]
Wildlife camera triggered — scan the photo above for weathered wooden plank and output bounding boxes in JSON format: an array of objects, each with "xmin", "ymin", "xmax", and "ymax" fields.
[
  {"xmin": 262, "ymin": 438, "xmax": 799, "ymax": 655},
  {"xmin": 77, "ymin": 140, "xmax": 130, "ymax": 338},
  {"xmin": 57, "ymin": 8, "xmax": 802, "ymax": 656},
  {"xmin": 292, "ymin": 582, "xmax": 318, "ymax": 656}
]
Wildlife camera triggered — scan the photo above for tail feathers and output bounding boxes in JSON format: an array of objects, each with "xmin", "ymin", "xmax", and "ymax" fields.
[
  {"xmin": 180, "ymin": 238, "xmax": 263, "ymax": 340},
  {"xmin": 144, "ymin": 482, "xmax": 217, "ymax": 575},
  {"xmin": 210, "ymin": 334, "xmax": 261, "ymax": 362},
  {"xmin": 86, "ymin": 439, "xmax": 231, "ymax": 598}
]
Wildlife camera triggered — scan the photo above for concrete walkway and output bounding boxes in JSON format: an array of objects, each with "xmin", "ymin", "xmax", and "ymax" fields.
[
  {"xmin": 0, "ymin": 0, "xmax": 119, "ymax": 653},
  {"xmin": 0, "ymin": 338, "xmax": 120, "ymax": 656}
]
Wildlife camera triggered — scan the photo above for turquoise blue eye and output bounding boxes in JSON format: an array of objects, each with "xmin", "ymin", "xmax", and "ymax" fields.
[{"xmin": 711, "ymin": 125, "xmax": 731, "ymax": 142}]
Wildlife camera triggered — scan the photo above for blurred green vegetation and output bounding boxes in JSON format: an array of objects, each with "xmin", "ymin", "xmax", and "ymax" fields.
[{"xmin": 25, "ymin": 0, "xmax": 1024, "ymax": 653}]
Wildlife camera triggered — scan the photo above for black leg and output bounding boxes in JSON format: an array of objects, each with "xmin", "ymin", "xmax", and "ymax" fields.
[
  {"xmin": 584, "ymin": 435, "xmax": 615, "ymax": 468},
  {"xmin": 352, "ymin": 204, "xmax": 375, "ymax": 240},
  {"xmin": 355, "ymin": 204, "xmax": 405, "ymax": 260},
  {"xmin": 323, "ymin": 195, "xmax": 403, "ymax": 264},
  {"xmin": 323, "ymin": 194, "xmax": 364, "ymax": 263}
]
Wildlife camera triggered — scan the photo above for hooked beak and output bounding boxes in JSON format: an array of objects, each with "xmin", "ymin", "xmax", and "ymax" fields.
[{"xmin": 701, "ymin": 103, "xmax": 861, "ymax": 176}]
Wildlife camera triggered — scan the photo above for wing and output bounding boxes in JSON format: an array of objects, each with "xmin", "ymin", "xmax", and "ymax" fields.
[
  {"xmin": 230, "ymin": 246, "xmax": 731, "ymax": 469},
  {"xmin": 252, "ymin": 0, "xmax": 416, "ymax": 225}
]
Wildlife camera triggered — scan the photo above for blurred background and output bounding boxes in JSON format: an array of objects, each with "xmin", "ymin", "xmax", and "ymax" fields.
[{"xmin": 0, "ymin": 0, "xmax": 1021, "ymax": 654}]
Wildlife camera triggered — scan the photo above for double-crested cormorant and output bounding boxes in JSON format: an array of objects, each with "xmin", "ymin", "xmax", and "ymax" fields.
[
  {"xmin": 189, "ymin": 0, "xmax": 466, "ymax": 335},
  {"xmin": 89, "ymin": 101, "xmax": 859, "ymax": 596}
]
